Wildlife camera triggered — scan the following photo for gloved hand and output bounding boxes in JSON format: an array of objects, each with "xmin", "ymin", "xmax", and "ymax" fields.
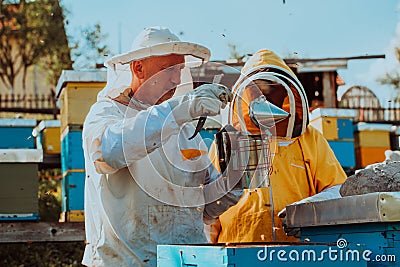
[
  {"xmin": 168, "ymin": 84, "xmax": 232, "ymax": 125},
  {"xmin": 278, "ymin": 208, "xmax": 301, "ymax": 238},
  {"xmin": 203, "ymin": 188, "xmax": 243, "ymax": 225},
  {"xmin": 277, "ymin": 185, "xmax": 342, "ymax": 237},
  {"xmin": 203, "ymin": 219, "xmax": 222, "ymax": 244},
  {"xmin": 202, "ymin": 166, "xmax": 243, "ymax": 225}
]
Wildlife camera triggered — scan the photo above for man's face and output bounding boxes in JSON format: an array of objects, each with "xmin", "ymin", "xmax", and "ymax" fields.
[{"xmin": 132, "ymin": 54, "xmax": 185, "ymax": 105}]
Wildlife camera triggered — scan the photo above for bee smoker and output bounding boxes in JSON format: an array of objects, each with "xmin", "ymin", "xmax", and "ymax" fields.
[
  {"xmin": 215, "ymin": 95, "xmax": 290, "ymax": 189},
  {"xmin": 215, "ymin": 74, "xmax": 290, "ymax": 241}
]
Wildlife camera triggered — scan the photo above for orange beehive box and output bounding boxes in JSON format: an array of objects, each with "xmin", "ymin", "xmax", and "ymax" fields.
[{"xmin": 355, "ymin": 147, "xmax": 388, "ymax": 168}]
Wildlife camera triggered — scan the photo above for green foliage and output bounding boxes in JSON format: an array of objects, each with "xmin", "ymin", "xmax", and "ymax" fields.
[
  {"xmin": 228, "ymin": 43, "xmax": 246, "ymax": 61},
  {"xmin": 378, "ymin": 47, "xmax": 400, "ymax": 99},
  {"xmin": 70, "ymin": 23, "xmax": 111, "ymax": 70},
  {"xmin": 38, "ymin": 169, "xmax": 62, "ymax": 222},
  {"xmin": 0, "ymin": 0, "xmax": 73, "ymax": 90}
]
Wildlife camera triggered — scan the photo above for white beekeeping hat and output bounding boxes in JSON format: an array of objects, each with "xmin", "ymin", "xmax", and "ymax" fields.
[
  {"xmin": 99, "ymin": 26, "xmax": 210, "ymax": 99},
  {"xmin": 105, "ymin": 26, "xmax": 210, "ymax": 67}
]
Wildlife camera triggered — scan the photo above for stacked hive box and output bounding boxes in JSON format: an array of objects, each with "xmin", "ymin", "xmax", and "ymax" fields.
[
  {"xmin": 56, "ymin": 70, "xmax": 106, "ymax": 222},
  {"xmin": 32, "ymin": 120, "xmax": 61, "ymax": 168},
  {"xmin": 287, "ymin": 192, "xmax": 400, "ymax": 267},
  {"xmin": 32, "ymin": 120, "xmax": 61, "ymax": 154},
  {"xmin": 0, "ymin": 119, "xmax": 42, "ymax": 221},
  {"xmin": 354, "ymin": 123, "xmax": 392, "ymax": 168},
  {"xmin": 310, "ymin": 108, "xmax": 357, "ymax": 171}
]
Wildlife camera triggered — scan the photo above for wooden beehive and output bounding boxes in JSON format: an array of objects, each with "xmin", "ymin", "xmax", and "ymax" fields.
[
  {"xmin": 0, "ymin": 149, "xmax": 42, "ymax": 221},
  {"xmin": 32, "ymin": 120, "xmax": 61, "ymax": 154},
  {"xmin": 55, "ymin": 70, "xmax": 107, "ymax": 132}
]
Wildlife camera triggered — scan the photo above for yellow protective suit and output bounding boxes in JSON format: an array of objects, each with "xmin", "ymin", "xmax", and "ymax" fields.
[
  {"xmin": 213, "ymin": 125, "xmax": 346, "ymax": 242},
  {"xmin": 210, "ymin": 49, "xmax": 347, "ymax": 243}
]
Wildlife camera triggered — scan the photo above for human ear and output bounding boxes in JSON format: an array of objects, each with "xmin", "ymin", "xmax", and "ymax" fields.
[{"xmin": 131, "ymin": 61, "xmax": 145, "ymax": 79}]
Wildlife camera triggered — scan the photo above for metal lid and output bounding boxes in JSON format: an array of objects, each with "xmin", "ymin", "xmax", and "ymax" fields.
[
  {"xmin": 55, "ymin": 70, "xmax": 107, "ymax": 99},
  {"xmin": 286, "ymin": 192, "xmax": 400, "ymax": 228},
  {"xmin": 0, "ymin": 149, "xmax": 43, "ymax": 163},
  {"xmin": 0, "ymin": 118, "xmax": 37, "ymax": 127},
  {"xmin": 354, "ymin": 122, "xmax": 393, "ymax": 132},
  {"xmin": 32, "ymin": 120, "xmax": 61, "ymax": 137},
  {"xmin": 309, "ymin": 108, "xmax": 358, "ymax": 121}
]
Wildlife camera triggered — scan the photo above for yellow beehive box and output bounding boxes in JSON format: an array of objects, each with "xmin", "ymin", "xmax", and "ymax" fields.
[
  {"xmin": 355, "ymin": 147, "xmax": 388, "ymax": 168},
  {"xmin": 56, "ymin": 70, "xmax": 107, "ymax": 132},
  {"xmin": 354, "ymin": 123, "xmax": 392, "ymax": 148},
  {"xmin": 309, "ymin": 108, "xmax": 357, "ymax": 141},
  {"xmin": 32, "ymin": 120, "xmax": 61, "ymax": 154},
  {"xmin": 59, "ymin": 210, "xmax": 85, "ymax": 222},
  {"xmin": 310, "ymin": 116, "xmax": 338, "ymax": 140}
]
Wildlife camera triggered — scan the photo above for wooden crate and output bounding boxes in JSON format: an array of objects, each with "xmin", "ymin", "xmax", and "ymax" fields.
[
  {"xmin": 56, "ymin": 70, "xmax": 106, "ymax": 132},
  {"xmin": 355, "ymin": 147, "xmax": 388, "ymax": 168}
]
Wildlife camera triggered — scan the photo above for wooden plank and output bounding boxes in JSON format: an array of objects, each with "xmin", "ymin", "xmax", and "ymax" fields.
[{"xmin": 0, "ymin": 222, "xmax": 85, "ymax": 243}]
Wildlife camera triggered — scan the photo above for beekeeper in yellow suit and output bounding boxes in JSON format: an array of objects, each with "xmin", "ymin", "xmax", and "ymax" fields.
[
  {"xmin": 82, "ymin": 26, "xmax": 242, "ymax": 267},
  {"xmin": 208, "ymin": 49, "xmax": 347, "ymax": 243}
]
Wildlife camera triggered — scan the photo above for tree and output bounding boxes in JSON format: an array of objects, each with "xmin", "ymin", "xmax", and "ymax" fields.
[
  {"xmin": 228, "ymin": 43, "xmax": 247, "ymax": 62},
  {"xmin": 0, "ymin": 0, "xmax": 72, "ymax": 94},
  {"xmin": 69, "ymin": 23, "xmax": 111, "ymax": 70},
  {"xmin": 377, "ymin": 47, "xmax": 400, "ymax": 100}
]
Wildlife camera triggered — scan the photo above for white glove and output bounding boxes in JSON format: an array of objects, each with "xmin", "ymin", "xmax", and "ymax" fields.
[{"xmin": 169, "ymin": 84, "xmax": 232, "ymax": 125}]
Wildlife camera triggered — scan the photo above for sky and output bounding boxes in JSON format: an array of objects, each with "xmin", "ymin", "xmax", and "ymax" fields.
[{"xmin": 62, "ymin": 0, "xmax": 400, "ymax": 105}]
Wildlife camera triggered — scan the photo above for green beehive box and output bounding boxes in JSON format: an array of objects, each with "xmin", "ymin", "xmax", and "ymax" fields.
[{"xmin": 0, "ymin": 149, "xmax": 42, "ymax": 221}]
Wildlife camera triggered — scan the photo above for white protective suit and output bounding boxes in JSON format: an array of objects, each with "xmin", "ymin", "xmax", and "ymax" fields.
[{"xmin": 82, "ymin": 27, "xmax": 240, "ymax": 267}]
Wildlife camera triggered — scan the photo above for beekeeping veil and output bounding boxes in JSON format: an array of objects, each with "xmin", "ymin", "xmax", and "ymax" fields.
[
  {"xmin": 98, "ymin": 26, "xmax": 211, "ymax": 100},
  {"xmin": 231, "ymin": 49, "xmax": 309, "ymax": 139}
]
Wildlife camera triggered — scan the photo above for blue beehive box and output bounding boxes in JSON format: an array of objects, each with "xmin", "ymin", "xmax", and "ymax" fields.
[
  {"xmin": 0, "ymin": 119, "xmax": 36, "ymax": 149},
  {"xmin": 199, "ymin": 128, "xmax": 218, "ymax": 150},
  {"xmin": 286, "ymin": 192, "xmax": 400, "ymax": 267},
  {"xmin": 61, "ymin": 171, "xmax": 85, "ymax": 212},
  {"xmin": 61, "ymin": 125, "xmax": 84, "ymax": 172},
  {"xmin": 337, "ymin": 119, "xmax": 354, "ymax": 139},
  {"xmin": 158, "ymin": 244, "xmax": 366, "ymax": 267},
  {"xmin": 328, "ymin": 140, "xmax": 356, "ymax": 169}
]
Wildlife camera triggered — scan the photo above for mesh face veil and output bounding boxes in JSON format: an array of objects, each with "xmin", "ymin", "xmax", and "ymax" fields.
[{"xmin": 230, "ymin": 51, "xmax": 309, "ymax": 139}]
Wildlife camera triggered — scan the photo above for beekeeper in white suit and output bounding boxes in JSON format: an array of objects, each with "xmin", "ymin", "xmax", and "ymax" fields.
[{"xmin": 82, "ymin": 26, "xmax": 242, "ymax": 267}]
